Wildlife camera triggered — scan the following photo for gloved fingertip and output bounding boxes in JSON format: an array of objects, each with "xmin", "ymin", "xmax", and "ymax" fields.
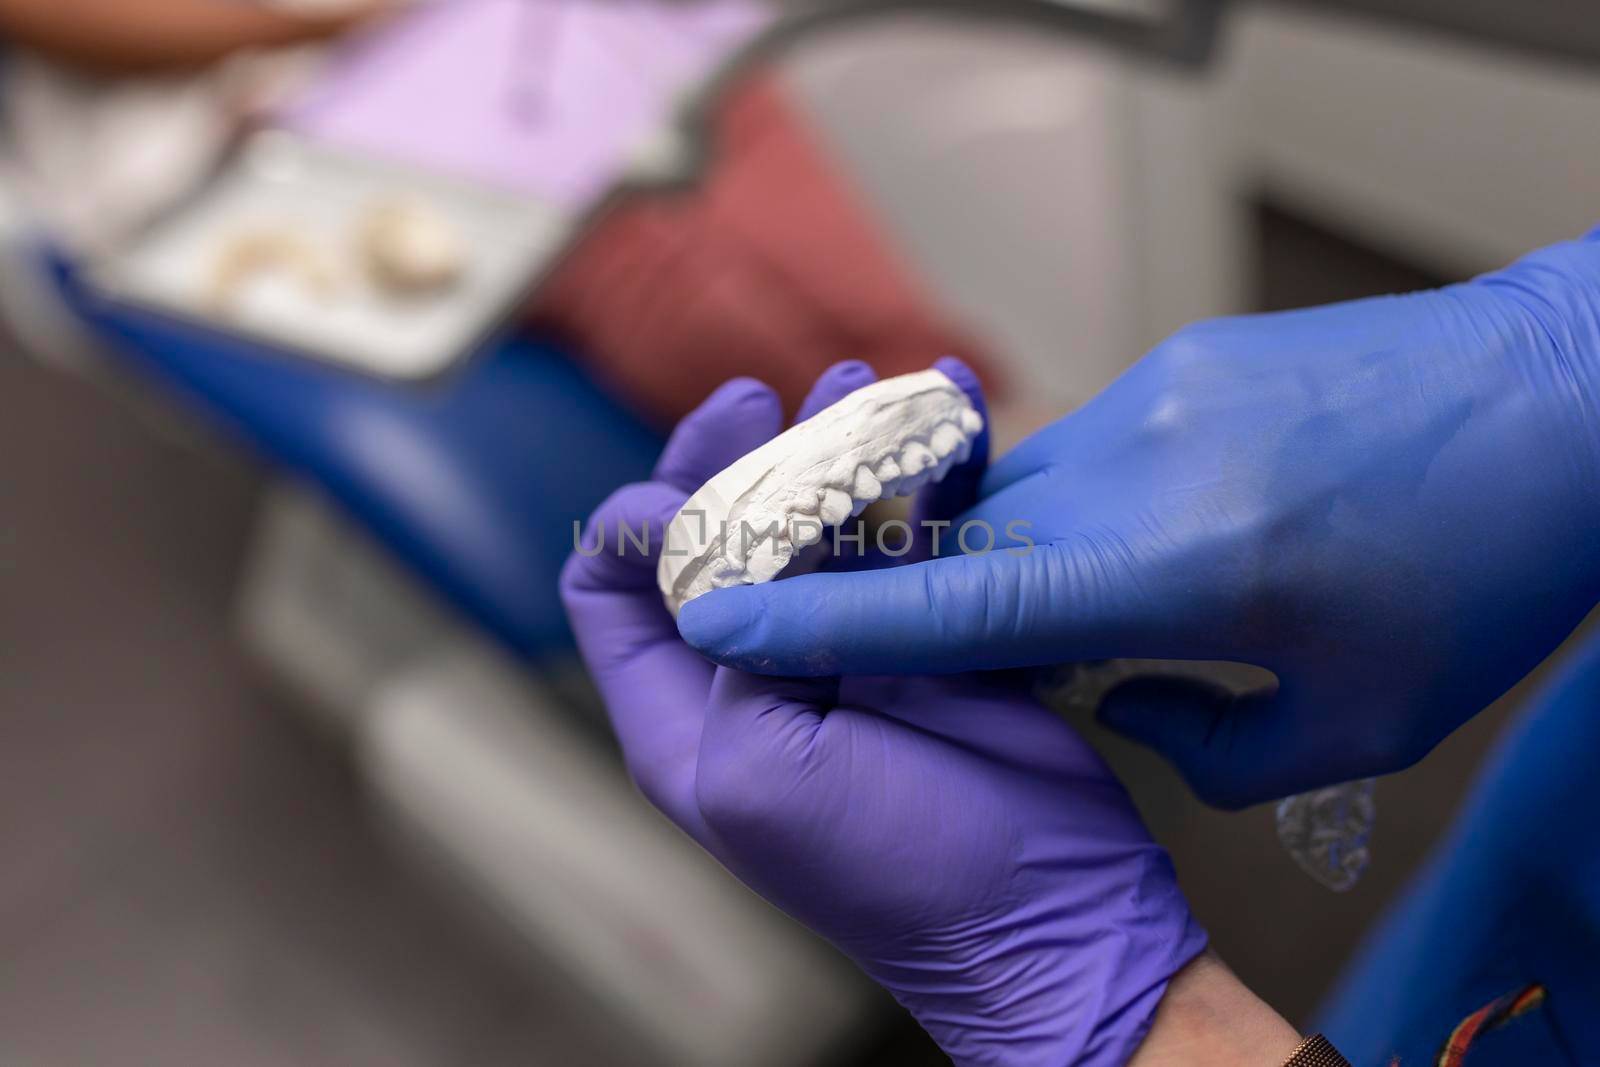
[
  {"xmin": 678, "ymin": 587, "xmax": 760, "ymax": 659},
  {"xmin": 706, "ymin": 376, "xmax": 783, "ymax": 418},
  {"xmin": 657, "ymin": 379, "xmax": 784, "ymax": 491},
  {"xmin": 824, "ymin": 358, "xmax": 875, "ymax": 382},
  {"xmin": 1097, "ymin": 676, "xmax": 1225, "ymax": 754},
  {"xmin": 913, "ymin": 357, "xmax": 990, "ymax": 529},
  {"xmin": 1096, "ymin": 696, "xmax": 1158, "ymax": 749},
  {"xmin": 798, "ymin": 361, "xmax": 879, "ymax": 422},
  {"xmin": 932, "ymin": 355, "xmax": 984, "ymax": 406},
  {"xmin": 679, "ymin": 585, "xmax": 845, "ymax": 676},
  {"xmin": 1098, "ymin": 676, "xmax": 1284, "ymax": 810}
]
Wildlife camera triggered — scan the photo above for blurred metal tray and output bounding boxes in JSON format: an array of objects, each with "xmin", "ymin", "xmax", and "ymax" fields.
[{"xmin": 87, "ymin": 130, "xmax": 572, "ymax": 381}]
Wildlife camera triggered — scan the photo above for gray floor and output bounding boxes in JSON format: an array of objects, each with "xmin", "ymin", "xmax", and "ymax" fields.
[{"xmin": 0, "ymin": 205, "xmax": 1587, "ymax": 1063}]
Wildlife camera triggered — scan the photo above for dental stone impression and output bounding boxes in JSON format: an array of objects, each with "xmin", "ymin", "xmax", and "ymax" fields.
[
  {"xmin": 658, "ymin": 369, "xmax": 984, "ymax": 616},
  {"xmin": 359, "ymin": 194, "xmax": 466, "ymax": 297}
]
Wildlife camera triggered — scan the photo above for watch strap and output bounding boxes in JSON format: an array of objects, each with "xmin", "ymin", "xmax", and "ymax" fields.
[{"xmin": 1283, "ymin": 1034, "xmax": 1352, "ymax": 1067}]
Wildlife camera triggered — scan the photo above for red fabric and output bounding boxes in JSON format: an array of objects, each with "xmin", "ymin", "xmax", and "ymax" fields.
[{"xmin": 529, "ymin": 71, "xmax": 1000, "ymax": 428}]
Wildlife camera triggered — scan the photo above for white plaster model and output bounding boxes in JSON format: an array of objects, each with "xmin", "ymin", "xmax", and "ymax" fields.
[
  {"xmin": 359, "ymin": 194, "xmax": 466, "ymax": 296},
  {"xmin": 208, "ymin": 228, "xmax": 339, "ymax": 314},
  {"xmin": 658, "ymin": 369, "xmax": 984, "ymax": 616}
]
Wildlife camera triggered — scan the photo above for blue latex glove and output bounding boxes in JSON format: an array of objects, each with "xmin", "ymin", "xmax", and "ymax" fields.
[
  {"xmin": 679, "ymin": 233, "xmax": 1600, "ymax": 808},
  {"xmin": 561, "ymin": 362, "xmax": 1206, "ymax": 1067}
]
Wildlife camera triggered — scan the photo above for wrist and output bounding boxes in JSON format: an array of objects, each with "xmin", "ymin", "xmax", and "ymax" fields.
[{"xmin": 1128, "ymin": 952, "xmax": 1301, "ymax": 1067}]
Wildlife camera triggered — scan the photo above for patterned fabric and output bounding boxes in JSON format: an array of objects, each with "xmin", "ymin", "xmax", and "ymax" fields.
[
  {"xmin": 1433, "ymin": 984, "xmax": 1547, "ymax": 1067},
  {"xmin": 1368, "ymin": 984, "xmax": 1551, "ymax": 1067}
]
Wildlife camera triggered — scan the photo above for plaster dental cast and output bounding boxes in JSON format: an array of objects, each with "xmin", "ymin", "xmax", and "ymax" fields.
[
  {"xmin": 657, "ymin": 368, "xmax": 984, "ymax": 616},
  {"xmin": 566, "ymin": 228, "xmax": 1600, "ymax": 1065}
]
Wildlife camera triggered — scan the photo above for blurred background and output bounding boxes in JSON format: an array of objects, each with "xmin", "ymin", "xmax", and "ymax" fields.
[{"xmin": 4, "ymin": 1, "xmax": 1600, "ymax": 1063}]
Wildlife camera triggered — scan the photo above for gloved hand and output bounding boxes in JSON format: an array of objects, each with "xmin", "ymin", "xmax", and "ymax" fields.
[
  {"xmin": 561, "ymin": 362, "xmax": 1206, "ymax": 1067},
  {"xmin": 678, "ymin": 232, "xmax": 1600, "ymax": 808}
]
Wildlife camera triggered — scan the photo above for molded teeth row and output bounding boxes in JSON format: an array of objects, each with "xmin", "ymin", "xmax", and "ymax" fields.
[
  {"xmin": 780, "ymin": 416, "xmax": 981, "ymax": 526},
  {"xmin": 718, "ymin": 412, "xmax": 985, "ymax": 585},
  {"xmin": 664, "ymin": 372, "xmax": 986, "ymax": 614},
  {"xmin": 852, "ymin": 467, "xmax": 882, "ymax": 501}
]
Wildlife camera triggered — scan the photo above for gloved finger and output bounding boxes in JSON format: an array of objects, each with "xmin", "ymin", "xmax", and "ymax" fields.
[
  {"xmin": 564, "ymin": 481, "xmax": 686, "ymax": 590},
  {"xmin": 654, "ymin": 378, "xmax": 784, "ymax": 494},
  {"xmin": 592, "ymin": 628, "xmax": 717, "ymax": 830},
  {"xmin": 1097, "ymin": 675, "xmax": 1379, "ymax": 809},
  {"xmin": 912, "ymin": 356, "xmax": 990, "ymax": 540},
  {"xmin": 561, "ymin": 483, "xmax": 715, "ymax": 826},
  {"xmin": 694, "ymin": 667, "xmax": 840, "ymax": 845},
  {"xmin": 678, "ymin": 537, "xmax": 1217, "ymax": 677},
  {"xmin": 796, "ymin": 360, "xmax": 877, "ymax": 423}
]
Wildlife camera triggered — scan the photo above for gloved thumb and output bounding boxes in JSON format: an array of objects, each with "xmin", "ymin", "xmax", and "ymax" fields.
[
  {"xmin": 678, "ymin": 547, "xmax": 1046, "ymax": 676},
  {"xmin": 695, "ymin": 669, "xmax": 841, "ymax": 841},
  {"xmin": 679, "ymin": 538, "xmax": 1194, "ymax": 677},
  {"xmin": 1097, "ymin": 675, "xmax": 1298, "ymax": 810},
  {"xmin": 707, "ymin": 668, "xmax": 841, "ymax": 742}
]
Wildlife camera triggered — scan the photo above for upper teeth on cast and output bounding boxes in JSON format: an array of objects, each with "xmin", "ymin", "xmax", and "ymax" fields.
[{"xmin": 658, "ymin": 369, "xmax": 984, "ymax": 616}]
